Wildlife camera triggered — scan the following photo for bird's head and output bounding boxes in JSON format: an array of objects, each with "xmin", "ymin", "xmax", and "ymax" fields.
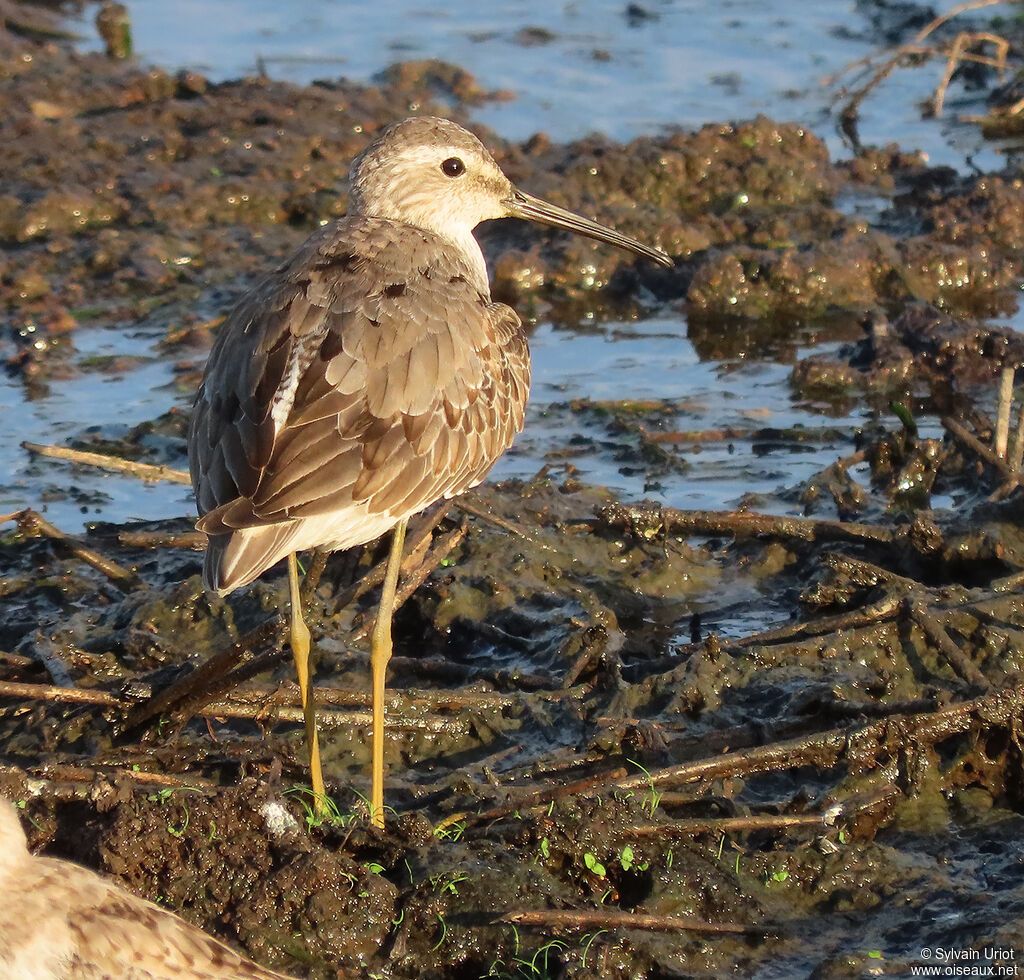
[
  {"xmin": 349, "ymin": 116, "xmax": 513, "ymax": 239},
  {"xmin": 349, "ymin": 116, "xmax": 672, "ymax": 268}
]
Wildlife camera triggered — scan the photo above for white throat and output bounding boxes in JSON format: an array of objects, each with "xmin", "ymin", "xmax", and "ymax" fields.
[{"xmin": 447, "ymin": 226, "xmax": 490, "ymax": 298}]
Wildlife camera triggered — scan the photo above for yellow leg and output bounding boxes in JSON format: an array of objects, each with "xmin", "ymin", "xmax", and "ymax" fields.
[
  {"xmin": 288, "ymin": 553, "xmax": 327, "ymax": 816},
  {"xmin": 370, "ymin": 519, "xmax": 407, "ymax": 830}
]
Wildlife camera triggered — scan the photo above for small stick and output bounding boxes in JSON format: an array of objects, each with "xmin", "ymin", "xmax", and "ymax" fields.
[
  {"xmin": 6, "ymin": 509, "xmax": 140, "ymax": 587},
  {"xmin": 629, "ymin": 791, "xmax": 897, "ymax": 839},
  {"xmin": 326, "ymin": 502, "xmax": 452, "ymax": 612},
  {"xmin": 217, "ymin": 682, "xmax": 516, "ymax": 713},
  {"xmin": 456, "ymin": 496, "xmax": 537, "ymax": 541},
  {"xmin": 350, "ymin": 519, "xmax": 467, "ymax": 643},
  {"xmin": 1011, "ymin": 404, "xmax": 1024, "ymax": 472},
  {"xmin": 994, "ymin": 367, "xmax": 1015, "ymax": 459},
  {"xmin": 21, "ymin": 441, "xmax": 191, "ymax": 485},
  {"xmin": 596, "ymin": 504, "xmax": 894, "ymax": 545},
  {"xmin": 633, "ymin": 813, "xmax": 830, "ymax": 836},
  {"xmin": 912, "ymin": 0, "xmax": 1010, "ymax": 46},
  {"xmin": 943, "ymin": 416, "xmax": 1020, "ymax": 484},
  {"xmin": 636, "ymin": 426, "xmax": 749, "ymax": 445},
  {"xmin": 644, "ymin": 595, "xmax": 902, "ymax": 671},
  {"xmin": 732, "ymin": 594, "xmax": 902, "ymax": 648},
  {"xmin": 820, "ymin": 552, "xmax": 920, "ymax": 589},
  {"xmin": 990, "ymin": 393, "xmax": 1024, "ymax": 497},
  {"xmin": 499, "ymin": 909, "xmax": 758, "ymax": 936},
  {"xmin": 640, "ymin": 595, "xmax": 903, "ymax": 676},
  {"xmin": 563, "ymin": 638, "xmax": 600, "ymax": 690},
  {"xmin": 992, "ymin": 568, "xmax": 1024, "ymax": 593},
  {"xmin": 25, "ymin": 763, "xmax": 217, "ymax": 790},
  {"xmin": 930, "ymin": 33, "xmax": 1007, "ymax": 116},
  {"xmin": 932, "ymin": 33, "xmax": 967, "ymax": 117},
  {"xmin": 201, "ymin": 699, "xmax": 468, "ymax": 733},
  {"xmin": 117, "ymin": 530, "xmax": 206, "ymax": 550},
  {"xmin": 906, "ymin": 599, "xmax": 990, "ymax": 690},
  {"xmin": 0, "ymin": 680, "xmax": 122, "ymax": 707},
  {"xmin": 300, "ymin": 550, "xmax": 330, "ymax": 602}
]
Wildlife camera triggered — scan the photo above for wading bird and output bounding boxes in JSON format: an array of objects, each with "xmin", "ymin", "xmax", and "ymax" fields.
[{"xmin": 188, "ymin": 116, "xmax": 671, "ymax": 827}]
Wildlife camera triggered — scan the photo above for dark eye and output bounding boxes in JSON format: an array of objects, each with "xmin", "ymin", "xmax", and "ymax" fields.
[{"xmin": 441, "ymin": 157, "xmax": 466, "ymax": 178}]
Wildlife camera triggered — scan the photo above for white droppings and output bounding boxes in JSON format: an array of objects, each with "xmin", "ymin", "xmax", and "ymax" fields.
[{"xmin": 260, "ymin": 799, "xmax": 301, "ymax": 837}]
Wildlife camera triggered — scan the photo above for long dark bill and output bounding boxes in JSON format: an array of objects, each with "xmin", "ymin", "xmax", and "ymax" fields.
[{"xmin": 506, "ymin": 188, "xmax": 673, "ymax": 268}]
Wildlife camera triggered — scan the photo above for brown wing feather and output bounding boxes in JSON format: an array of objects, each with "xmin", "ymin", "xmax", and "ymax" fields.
[{"xmin": 188, "ymin": 217, "xmax": 530, "ymax": 593}]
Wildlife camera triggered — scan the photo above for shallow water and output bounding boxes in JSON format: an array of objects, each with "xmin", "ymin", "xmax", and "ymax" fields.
[
  {"xmin": 4, "ymin": 0, "xmax": 1010, "ymax": 636},
  {"xmin": 22, "ymin": 0, "xmax": 1005, "ymax": 531},
  {"xmin": 6, "ymin": 15, "xmax": 1023, "ymax": 967},
  {"xmin": 76, "ymin": 0, "xmax": 1006, "ymax": 170},
  {"xmin": 0, "ymin": 323, "xmax": 189, "ymax": 529},
  {"xmin": 5, "ymin": 313, "xmax": 874, "ymax": 533},
  {"xmin": 492, "ymin": 317, "xmax": 859, "ymax": 510}
]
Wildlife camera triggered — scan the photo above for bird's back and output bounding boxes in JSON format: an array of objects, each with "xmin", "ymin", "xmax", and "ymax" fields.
[{"xmin": 188, "ymin": 215, "xmax": 530, "ymax": 594}]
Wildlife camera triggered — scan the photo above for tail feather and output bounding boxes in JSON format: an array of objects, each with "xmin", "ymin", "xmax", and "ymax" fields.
[{"xmin": 203, "ymin": 523, "xmax": 305, "ymax": 595}]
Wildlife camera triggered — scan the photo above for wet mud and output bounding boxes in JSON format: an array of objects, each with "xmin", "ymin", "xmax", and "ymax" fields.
[{"xmin": 3, "ymin": 3, "xmax": 1024, "ymax": 979}]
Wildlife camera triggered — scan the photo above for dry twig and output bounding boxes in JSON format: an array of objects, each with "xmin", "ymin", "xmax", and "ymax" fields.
[
  {"xmin": 450, "ymin": 682, "xmax": 1024, "ymax": 827},
  {"xmin": 350, "ymin": 518, "xmax": 468, "ymax": 643},
  {"xmin": 325, "ymin": 502, "xmax": 452, "ymax": 613},
  {"xmin": 596, "ymin": 503, "xmax": 894, "ymax": 545},
  {"xmin": 0, "ymin": 680, "xmax": 122, "ymax": 708},
  {"xmin": 499, "ymin": 908, "xmax": 758, "ymax": 936},
  {"xmin": 942, "ymin": 415, "xmax": 1024, "ymax": 500},
  {"xmin": 823, "ymin": 0, "xmax": 1013, "ymax": 141},
  {"xmin": 994, "ymin": 367, "xmax": 1016, "ymax": 460},
  {"xmin": 117, "ymin": 529, "xmax": 206, "ymax": 550},
  {"xmin": 931, "ymin": 31, "xmax": 1008, "ymax": 117},
  {"xmin": 21, "ymin": 441, "xmax": 191, "ymax": 485},
  {"xmin": 3, "ymin": 509, "xmax": 140, "ymax": 588}
]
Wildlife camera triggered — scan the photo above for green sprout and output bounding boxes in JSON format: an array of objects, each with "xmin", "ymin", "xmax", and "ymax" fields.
[
  {"xmin": 431, "ymin": 914, "xmax": 447, "ymax": 952},
  {"xmin": 626, "ymin": 759, "xmax": 662, "ymax": 816},
  {"xmin": 581, "ymin": 930, "xmax": 608, "ymax": 967},
  {"xmin": 430, "ymin": 871, "xmax": 469, "ymax": 897},
  {"xmin": 285, "ymin": 786, "xmax": 352, "ymax": 829},
  {"xmin": 167, "ymin": 805, "xmax": 189, "ymax": 839},
  {"xmin": 583, "ymin": 853, "xmax": 606, "ymax": 877},
  {"xmin": 434, "ymin": 819, "xmax": 467, "ymax": 842}
]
